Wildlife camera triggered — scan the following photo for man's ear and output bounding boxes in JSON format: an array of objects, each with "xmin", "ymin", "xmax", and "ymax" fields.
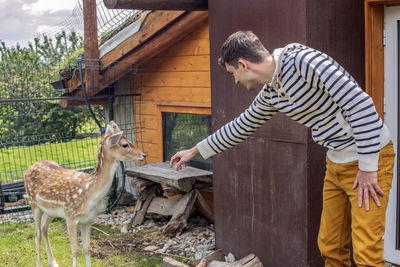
[{"xmin": 237, "ymin": 58, "xmax": 248, "ymax": 70}]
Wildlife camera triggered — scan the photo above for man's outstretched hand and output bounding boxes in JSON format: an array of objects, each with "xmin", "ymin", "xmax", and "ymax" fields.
[
  {"xmin": 170, "ymin": 146, "xmax": 199, "ymax": 171},
  {"xmin": 352, "ymin": 170, "xmax": 383, "ymax": 211}
]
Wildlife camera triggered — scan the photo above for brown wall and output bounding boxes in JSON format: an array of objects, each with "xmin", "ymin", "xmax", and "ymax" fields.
[
  {"xmin": 208, "ymin": 0, "xmax": 364, "ymax": 266},
  {"xmin": 133, "ymin": 21, "xmax": 211, "ymax": 163}
]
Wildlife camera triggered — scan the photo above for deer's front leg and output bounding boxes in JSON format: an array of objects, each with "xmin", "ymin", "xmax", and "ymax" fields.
[
  {"xmin": 80, "ymin": 223, "xmax": 91, "ymax": 267},
  {"xmin": 66, "ymin": 217, "xmax": 79, "ymax": 267}
]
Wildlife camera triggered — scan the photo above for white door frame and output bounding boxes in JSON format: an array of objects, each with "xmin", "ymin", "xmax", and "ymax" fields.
[{"xmin": 383, "ymin": 5, "xmax": 400, "ymax": 264}]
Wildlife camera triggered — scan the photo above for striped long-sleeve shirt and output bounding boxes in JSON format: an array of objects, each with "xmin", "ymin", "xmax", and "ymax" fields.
[{"xmin": 196, "ymin": 43, "xmax": 391, "ymax": 172}]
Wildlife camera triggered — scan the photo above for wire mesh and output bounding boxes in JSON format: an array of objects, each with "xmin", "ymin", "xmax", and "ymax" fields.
[
  {"xmin": 36, "ymin": 0, "xmax": 140, "ymax": 44},
  {"xmin": 35, "ymin": 4, "xmax": 85, "ymax": 41},
  {"xmin": 0, "ymin": 0, "xmax": 143, "ymax": 221},
  {"xmin": 0, "ymin": 57, "xmax": 143, "ymax": 215}
]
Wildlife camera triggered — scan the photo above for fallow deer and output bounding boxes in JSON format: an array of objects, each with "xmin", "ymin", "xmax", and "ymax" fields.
[{"xmin": 24, "ymin": 121, "xmax": 146, "ymax": 267}]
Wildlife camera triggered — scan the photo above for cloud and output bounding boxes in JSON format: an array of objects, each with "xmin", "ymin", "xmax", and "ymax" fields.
[{"xmin": 0, "ymin": 0, "xmax": 76, "ymax": 47}]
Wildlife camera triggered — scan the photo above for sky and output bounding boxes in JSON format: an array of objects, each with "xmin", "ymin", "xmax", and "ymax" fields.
[{"xmin": 0, "ymin": 0, "xmax": 77, "ymax": 47}]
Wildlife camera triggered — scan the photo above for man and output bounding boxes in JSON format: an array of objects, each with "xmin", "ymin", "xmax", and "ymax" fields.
[{"xmin": 169, "ymin": 31, "xmax": 394, "ymax": 266}]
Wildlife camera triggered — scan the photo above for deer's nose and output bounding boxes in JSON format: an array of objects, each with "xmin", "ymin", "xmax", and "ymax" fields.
[{"xmin": 142, "ymin": 153, "xmax": 146, "ymax": 159}]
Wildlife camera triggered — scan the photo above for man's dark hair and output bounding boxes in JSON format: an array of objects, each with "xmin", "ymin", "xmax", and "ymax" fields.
[{"xmin": 218, "ymin": 31, "xmax": 267, "ymax": 68}]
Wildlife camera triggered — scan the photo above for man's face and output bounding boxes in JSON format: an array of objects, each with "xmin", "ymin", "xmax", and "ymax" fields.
[{"xmin": 225, "ymin": 62, "xmax": 259, "ymax": 90}]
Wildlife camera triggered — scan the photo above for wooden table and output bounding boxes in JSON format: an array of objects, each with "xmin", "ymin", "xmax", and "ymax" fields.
[{"xmin": 125, "ymin": 162, "xmax": 213, "ymax": 236}]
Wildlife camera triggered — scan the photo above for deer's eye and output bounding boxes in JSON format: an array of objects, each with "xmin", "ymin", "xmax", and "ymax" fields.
[{"xmin": 122, "ymin": 143, "xmax": 129, "ymax": 149}]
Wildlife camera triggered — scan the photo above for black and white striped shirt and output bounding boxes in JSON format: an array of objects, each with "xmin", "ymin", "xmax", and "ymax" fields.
[{"xmin": 197, "ymin": 43, "xmax": 391, "ymax": 172}]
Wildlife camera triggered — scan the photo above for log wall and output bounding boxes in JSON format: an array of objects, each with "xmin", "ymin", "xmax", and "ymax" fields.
[{"xmin": 133, "ymin": 21, "xmax": 211, "ymax": 163}]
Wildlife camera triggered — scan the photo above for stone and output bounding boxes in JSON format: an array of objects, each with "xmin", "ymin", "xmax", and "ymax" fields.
[
  {"xmin": 225, "ymin": 253, "xmax": 235, "ymax": 263},
  {"xmin": 121, "ymin": 225, "xmax": 128, "ymax": 233},
  {"xmin": 195, "ymin": 251, "xmax": 204, "ymax": 260},
  {"xmin": 143, "ymin": 245, "xmax": 158, "ymax": 252}
]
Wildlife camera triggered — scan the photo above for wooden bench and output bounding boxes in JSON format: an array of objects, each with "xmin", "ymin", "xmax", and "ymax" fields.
[{"xmin": 125, "ymin": 162, "xmax": 213, "ymax": 236}]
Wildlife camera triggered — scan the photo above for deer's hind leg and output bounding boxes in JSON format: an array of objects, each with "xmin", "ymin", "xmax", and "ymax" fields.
[
  {"xmin": 32, "ymin": 204, "xmax": 43, "ymax": 267},
  {"xmin": 41, "ymin": 213, "xmax": 58, "ymax": 267}
]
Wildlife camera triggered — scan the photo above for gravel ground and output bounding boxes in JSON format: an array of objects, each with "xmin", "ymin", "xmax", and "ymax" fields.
[
  {"xmin": 94, "ymin": 207, "xmax": 216, "ymax": 258},
  {"xmin": 0, "ymin": 206, "xmax": 216, "ymax": 259},
  {"xmin": 2, "ymin": 208, "xmax": 399, "ymax": 266}
]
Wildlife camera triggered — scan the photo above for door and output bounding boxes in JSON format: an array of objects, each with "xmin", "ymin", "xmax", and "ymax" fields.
[{"xmin": 384, "ymin": 5, "xmax": 400, "ymax": 264}]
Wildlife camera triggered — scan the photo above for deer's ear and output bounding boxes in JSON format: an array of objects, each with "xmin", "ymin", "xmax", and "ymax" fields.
[
  {"xmin": 107, "ymin": 131, "xmax": 123, "ymax": 146},
  {"xmin": 105, "ymin": 124, "xmax": 114, "ymax": 136},
  {"xmin": 109, "ymin": 121, "xmax": 121, "ymax": 133}
]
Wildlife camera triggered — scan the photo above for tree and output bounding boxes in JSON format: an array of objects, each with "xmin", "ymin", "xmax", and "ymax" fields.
[{"xmin": 29, "ymin": 31, "xmax": 83, "ymax": 66}]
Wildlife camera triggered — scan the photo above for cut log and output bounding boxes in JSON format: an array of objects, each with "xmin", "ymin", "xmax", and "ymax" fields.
[
  {"xmin": 194, "ymin": 190, "xmax": 214, "ymax": 224},
  {"xmin": 163, "ymin": 214, "xmax": 187, "ymax": 236},
  {"xmin": 163, "ymin": 256, "xmax": 190, "ymax": 267},
  {"xmin": 147, "ymin": 196, "xmax": 179, "ymax": 216},
  {"xmin": 130, "ymin": 176, "xmax": 155, "ymax": 188},
  {"xmin": 193, "ymin": 176, "xmax": 212, "ymax": 184},
  {"xmin": 191, "ymin": 249, "xmax": 225, "ymax": 267},
  {"xmin": 224, "ymin": 254, "xmax": 264, "ymax": 267},
  {"xmin": 138, "ymin": 183, "xmax": 159, "ymax": 202},
  {"xmin": 129, "ymin": 184, "xmax": 157, "ymax": 226},
  {"xmin": 163, "ymin": 186, "xmax": 185, "ymax": 197},
  {"xmin": 195, "ymin": 260, "xmax": 206, "ymax": 267},
  {"xmin": 104, "ymin": 0, "xmax": 208, "ymax": 10},
  {"xmin": 192, "ymin": 182, "xmax": 213, "ymax": 190},
  {"xmin": 126, "ymin": 162, "xmax": 212, "ymax": 192},
  {"xmin": 207, "ymin": 261, "xmax": 228, "ymax": 267},
  {"xmin": 163, "ymin": 190, "xmax": 196, "ymax": 235}
]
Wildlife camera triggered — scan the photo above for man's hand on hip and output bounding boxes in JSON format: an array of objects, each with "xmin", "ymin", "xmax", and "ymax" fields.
[{"xmin": 353, "ymin": 170, "xmax": 383, "ymax": 211}]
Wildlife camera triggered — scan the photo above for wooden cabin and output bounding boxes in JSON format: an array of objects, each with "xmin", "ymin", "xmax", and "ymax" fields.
[
  {"xmin": 62, "ymin": 10, "xmax": 213, "ymax": 208},
  {"xmin": 62, "ymin": 10, "xmax": 210, "ymax": 163},
  {"xmin": 65, "ymin": 0, "xmax": 400, "ymax": 265}
]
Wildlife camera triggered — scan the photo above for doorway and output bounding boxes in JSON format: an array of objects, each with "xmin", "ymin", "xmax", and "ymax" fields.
[{"xmin": 384, "ymin": 5, "xmax": 400, "ymax": 264}]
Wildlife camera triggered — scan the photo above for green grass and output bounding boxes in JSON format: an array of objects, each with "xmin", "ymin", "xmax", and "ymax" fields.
[
  {"xmin": 0, "ymin": 137, "xmax": 101, "ymax": 182},
  {"xmin": 0, "ymin": 220, "xmax": 164, "ymax": 266}
]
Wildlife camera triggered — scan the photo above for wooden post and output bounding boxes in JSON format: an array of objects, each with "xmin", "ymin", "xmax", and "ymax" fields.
[
  {"xmin": 163, "ymin": 190, "xmax": 197, "ymax": 236},
  {"xmin": 103, "ymin": 0, "xmax": 208, "ymax": 10},
  {"xmin": 129, "ymin": 184, "xmax": 159, "ymax": 226},
  {"xmin": 83, "ymin": 0, "xmax": 100, "ymax": 95}
]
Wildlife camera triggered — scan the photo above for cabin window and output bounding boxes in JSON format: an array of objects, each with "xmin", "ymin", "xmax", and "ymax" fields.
[{"xmin": 162, "ymin": 112, "xmax": 212, "ymax": 171}]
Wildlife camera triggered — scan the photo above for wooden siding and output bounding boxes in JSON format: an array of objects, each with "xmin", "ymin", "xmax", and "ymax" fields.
[
  {"xmin": 208, "ymin": 0, "xmax": 363, "ymax": 266},
  {"xmin": 133, "ymin": 21, "xmax": 211, "ymax": 164}
]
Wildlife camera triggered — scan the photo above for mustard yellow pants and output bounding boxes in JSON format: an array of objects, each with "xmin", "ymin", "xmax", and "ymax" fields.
[{"xmin": 318, "ymin": 142, "xmax": 395, "ymax": 267}]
